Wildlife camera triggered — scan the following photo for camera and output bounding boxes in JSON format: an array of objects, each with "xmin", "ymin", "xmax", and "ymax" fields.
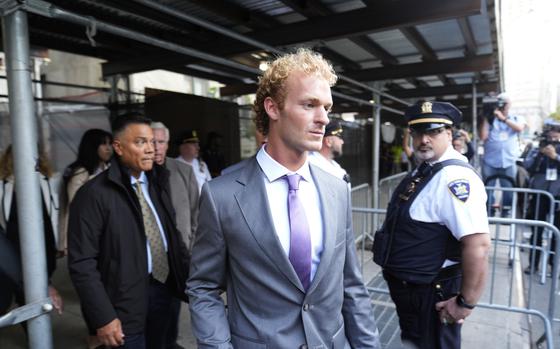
[
  {"xmin": 482, "ymin": 96, "xmax": 507, "ymax": 124},
  {"xmin": 536, "ymin": 122, "xmax": 560, "ymax": 148}
]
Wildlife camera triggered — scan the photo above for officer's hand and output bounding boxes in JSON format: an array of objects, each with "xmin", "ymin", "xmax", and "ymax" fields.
[
  {"xmin": 494, "ymin": 109, "xmax": 506, "ymax": 122},
  {"xmin": 541, "ymin": 145, "xmax": 557, "ymax": 159},
  {"xmin": 435, "ymin": 297, "xmax": 472, "ymax": 325},
  {"xmin": 96, "ymin": 318, "xmax": 125, "ymax": 347}
]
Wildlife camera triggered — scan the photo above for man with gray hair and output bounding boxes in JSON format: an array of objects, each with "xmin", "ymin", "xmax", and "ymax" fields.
[{"xmin": 151, "ymin": 121, "xmax": 199, "ymax": 349}]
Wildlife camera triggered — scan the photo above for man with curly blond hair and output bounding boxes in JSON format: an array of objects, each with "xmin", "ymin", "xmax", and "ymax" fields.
[{"xmin": 188, "ymin": 48, "xmax": 380, "ymax": 348}]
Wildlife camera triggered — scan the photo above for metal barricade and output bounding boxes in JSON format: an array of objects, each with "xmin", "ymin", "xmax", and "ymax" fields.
[
  {"xmin": 351, "ymin": 183, "xmax": 372, "ymax": 243},
  {"xmin": 351, "ymin": 206, "xmax": 560, "ymax": 349},
  {"xmin": 487, "ymin": 186, "xmax": 556, "ymax": 284},
  {"xmin": 378, "ymin": 172, "xmax": 407, "ymax": 211}
]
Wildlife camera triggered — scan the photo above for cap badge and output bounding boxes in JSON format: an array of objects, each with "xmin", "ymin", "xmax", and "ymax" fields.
[
  {"xmin": 448, "ymin": 179, "xmax": 470, "ymax": 202},
  {"xmin": 421, "ymin": 101, "xmax": 433, "ymax": 114}
]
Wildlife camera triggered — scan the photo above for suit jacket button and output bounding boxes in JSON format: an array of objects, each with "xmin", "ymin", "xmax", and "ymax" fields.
[
  {"xmin": 303, "ymin": 304, "xmax": 309, "ymax": 311},
  {"xmin": 300, "ymin": 345, "xmax": 308, "ymax": 349}
]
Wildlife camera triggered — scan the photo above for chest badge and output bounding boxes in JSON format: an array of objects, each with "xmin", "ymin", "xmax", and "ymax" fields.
[{"xmin": 448, "ymin": 179, "xmax": 470, "ymax": 202}]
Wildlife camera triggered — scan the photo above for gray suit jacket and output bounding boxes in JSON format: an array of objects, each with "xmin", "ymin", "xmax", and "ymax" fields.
[
  {"xmin": 165, "ymin": 157, "xmax": 199, "ymax": 251},
  {"xmin": 187, "ymin": 157, "xmax": 380, "ymax": 349}
]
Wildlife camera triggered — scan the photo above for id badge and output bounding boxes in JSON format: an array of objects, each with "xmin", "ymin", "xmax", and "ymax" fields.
[
  {"xmin": 546, "ymin": 168, "xmax": 558, "ymax": 181},
  {"xmin": 499, "ymin": 132, "xmax": 508, "ymax": 141}
]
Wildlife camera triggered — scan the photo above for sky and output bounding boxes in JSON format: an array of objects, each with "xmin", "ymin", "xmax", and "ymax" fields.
[{"xmin": 502, "ymin": 0, "xmax": 560, "ymax": 118}]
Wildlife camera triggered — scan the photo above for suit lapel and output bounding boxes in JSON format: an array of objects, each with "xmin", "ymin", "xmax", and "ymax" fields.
[
  {"xmin": 307, "ymin": 165, "xmax": 338, "ymax": 294},
  {"xmin": 234, "ymin": 158, "xmax": 304, "ymax": 292}
]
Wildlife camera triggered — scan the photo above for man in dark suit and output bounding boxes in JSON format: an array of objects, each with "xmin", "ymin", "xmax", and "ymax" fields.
[
  {"xmin": 68, "ymin": 113, "xmax": 190, "ymax": 348},
  {"xmin": 187, "ymin": 48, "xmax": 380, "ymax": 348}
]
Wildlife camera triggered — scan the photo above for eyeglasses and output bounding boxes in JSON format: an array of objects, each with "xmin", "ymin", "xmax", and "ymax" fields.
[{"xmin": 409, "ymin": 127, "xmax": 446, "ymax": 138}]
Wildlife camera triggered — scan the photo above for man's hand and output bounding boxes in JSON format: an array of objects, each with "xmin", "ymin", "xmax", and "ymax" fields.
[
  {"xmin": 541, "ymin": 144, "xmax": 558, "ymax": 160},
  {"xmin": 435, "ymin": 296, "xmax": 472, "ymax": 325},
  {"xmin": 96, "ymin": 318, "xmax": 125, "ymax": 347},
  {"xmin": 458, "ymin": 129, "xmax": 471, "ymax": 143},
  {"xmin": 47, "ymin": 285, "xmax": 63, "ymax": 315}
]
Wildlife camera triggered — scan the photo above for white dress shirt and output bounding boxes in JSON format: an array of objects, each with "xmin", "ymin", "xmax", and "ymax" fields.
[
  {"xmin": 256, "ymin": 146, "xmax": 324, "ymax": 283},
  {"xmin": 131, "ymin": 172, "xmax": 168, "ymax": 274},
  {"xmin": 308, "ymin": 151, "xmax": 348, "ymax": 181}
]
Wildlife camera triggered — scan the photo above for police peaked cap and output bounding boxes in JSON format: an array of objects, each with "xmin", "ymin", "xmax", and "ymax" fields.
[
  {"xmin": 325, "ymin": 119, "xmax": 343, "ymax": 137},
  {"xmin": 405, "ymin": 101, "xmax": 462, "ymax": 131},
  {"xmin": 177, "ymin": 129, "xmax": 199, "ymax": 144}
]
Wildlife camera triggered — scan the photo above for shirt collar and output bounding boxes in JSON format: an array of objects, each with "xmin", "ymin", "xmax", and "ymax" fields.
[
  {"xmin": 130, "ymin": 171, "xmax": 148, "ymax": 186},
  {"xmin": 256, "ymin": 145, "xmax": 312, "ymax": 184},
  {"xmin": 429, "ymin": 144, "xmax": 467, "ymax": 165}
]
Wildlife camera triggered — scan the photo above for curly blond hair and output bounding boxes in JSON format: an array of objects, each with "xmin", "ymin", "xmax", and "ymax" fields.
[{"xmin": 253, "ymin": 48, "xmax": 337, "ymax": 135}]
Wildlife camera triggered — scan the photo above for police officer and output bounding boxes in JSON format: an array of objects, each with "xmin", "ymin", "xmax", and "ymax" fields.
[
  {"xmin": 373, "ymin": 101, "xmax": 491, "ymax": 349},
  {"xmin": 523, "ymin": 120, "xmax": 560, "ymax": 275},
  {"xmin": 309, "ymin": 119, "xmax": 351, "ymax": 184}
]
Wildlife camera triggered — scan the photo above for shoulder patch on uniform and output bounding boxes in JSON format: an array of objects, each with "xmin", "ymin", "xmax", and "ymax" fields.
[{"xmin": 448, "ymin": 179, "xmax": 470, "ymax": 202}]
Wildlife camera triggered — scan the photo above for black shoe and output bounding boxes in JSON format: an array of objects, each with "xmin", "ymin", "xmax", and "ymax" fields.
[{"xmin": 524, "ymin": 266, "xmax": 537, "ymax": 275}]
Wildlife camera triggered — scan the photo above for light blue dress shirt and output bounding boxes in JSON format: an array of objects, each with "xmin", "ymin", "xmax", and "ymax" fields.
[{"xmin": 483, "ymin": 114, "xmax": 526, "ymax": 168}]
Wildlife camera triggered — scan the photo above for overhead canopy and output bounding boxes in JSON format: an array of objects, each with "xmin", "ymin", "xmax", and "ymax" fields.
[{"xmin": 7, "ymin": 0, "xmax": 502, "ymax": 124}]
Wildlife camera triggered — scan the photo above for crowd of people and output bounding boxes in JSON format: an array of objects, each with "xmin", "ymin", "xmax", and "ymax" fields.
[{"xmin": 0, "ymin": 47, "xmax": 557, "ymax": 349}]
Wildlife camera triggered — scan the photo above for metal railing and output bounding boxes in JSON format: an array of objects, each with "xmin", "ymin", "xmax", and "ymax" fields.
[
  {"xmin": 378, "ymin": 172, "xmax": 407, "ymax": 211},
  {"xmin": 351, "ymin": 183, "xmax": 372, "ymax": 243},
  {"xmin": 487, "ymin": 186, "xmax": 557, "ymax": 285}
]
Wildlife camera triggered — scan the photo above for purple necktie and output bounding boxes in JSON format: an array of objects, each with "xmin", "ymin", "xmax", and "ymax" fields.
[{"xmin": 285, "ymin": 174, "xmax": 311, "ymax": 290}]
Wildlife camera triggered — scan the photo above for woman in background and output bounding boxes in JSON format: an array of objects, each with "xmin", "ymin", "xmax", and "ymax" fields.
[
  {"xmin": 0, "ymin": 145, "xmax": 63, "ymax": 316},
  {"xmin": 59, "ymin": 128, "xmax": 112, "ymax": 349},
  {"xmin": 58, "ymin": 128, "xmax": 112, "ymax": 257}
]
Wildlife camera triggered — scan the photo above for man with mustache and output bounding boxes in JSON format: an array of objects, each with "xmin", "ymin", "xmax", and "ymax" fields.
[
  {"xmin": 373, "ymin": 101, "xmax": 490, "ymax": 349},
  {"xmin": 187, "ymin": 48, "xmax": 380, "ymax": 348},
  {"xmin": 68, "ymin": 113, "xmax": 190, "ymax": 348}
]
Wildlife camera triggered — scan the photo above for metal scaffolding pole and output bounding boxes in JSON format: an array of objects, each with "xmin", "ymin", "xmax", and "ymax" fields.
[
  {"xmin": 2, "ymin": 8, "xmax": 53, "ymax": 349},
  {"xmin": 372, "ymin": 92, "xmax": 381, "ymax": 229},
  {"xmin": 472, "ymin": 82, "xmax": 479, "ymax": 167}
]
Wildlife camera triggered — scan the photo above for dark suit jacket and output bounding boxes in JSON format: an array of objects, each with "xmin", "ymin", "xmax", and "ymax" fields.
[
  {"xmin": 68, "ymin": 158, "xmax": 190, "ymax": 334},
  {"xmin": 187, "ymin": 157, "xmax": 380, "ymax": 349}
]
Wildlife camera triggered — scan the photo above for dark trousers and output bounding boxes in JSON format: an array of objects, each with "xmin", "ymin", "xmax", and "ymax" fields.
[
  {"xmin": 120, "ymin": 333, "xmax": 146, "ymax": 349},
  {"xmin": 119, "ymin": 277, "xmax": 174, "ymax": 349},
  {"xmin": 384, "ymin": 272, "xmax": 462, "ymax": 349},
  {"xmin": 527, "ymin": 196, "xmax": 558, "ymax": 270},
  {"xmin": 165, "ymin": 297, "xmax": 181, "ymax": 348}
]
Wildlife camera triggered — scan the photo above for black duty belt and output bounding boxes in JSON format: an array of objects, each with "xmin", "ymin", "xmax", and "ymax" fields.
[{"xmin": 383, "ymin": 264, "xmax": 462, "ymax": 288}]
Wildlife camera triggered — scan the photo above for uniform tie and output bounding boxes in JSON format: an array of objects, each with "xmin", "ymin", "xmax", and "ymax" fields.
[
  {"xmin": 285, "ymin": 174, "xmax": 311, "ymax": 290},
  {"xmin": 134, "ymin": 181, "xmax": 169, "ymax": 283}
]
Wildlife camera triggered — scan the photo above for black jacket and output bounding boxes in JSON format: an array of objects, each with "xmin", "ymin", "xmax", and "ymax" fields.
[{"xmin": 68, "ymin": 158, "xmax": 190, "ymax": 334}]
